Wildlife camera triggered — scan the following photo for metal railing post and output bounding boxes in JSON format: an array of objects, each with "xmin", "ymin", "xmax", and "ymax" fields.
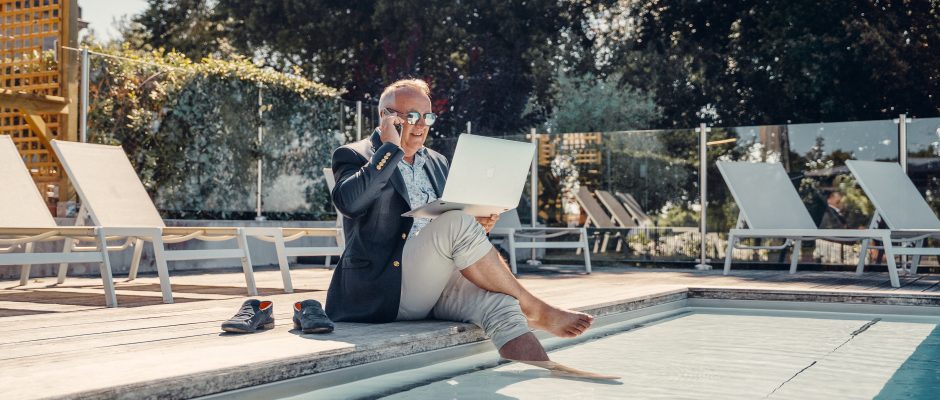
[
  {"xmin": 530, "ymin": 128, "xmax": 538, "ymax": 229},
  {"xmin": 80, "ymin": 48, "xmax": 89, "ymax": 143},
  {"xmin": 695, "ymin": 123, "xmax": 713, "ymax": 270},
  {"xmin": 529, "ymin": 129, "xmax": 540, "ymax": 262},
  {"xmin": 255, "ymin": 85, "xmax": 265, "ymax": 221},
  {"xmin": 898, "ymin": 113, "xmax": 908, "ymax": 173},
  {"xmin": 356, "ymin": 100, "xmax": 363, "ymax": 141}
]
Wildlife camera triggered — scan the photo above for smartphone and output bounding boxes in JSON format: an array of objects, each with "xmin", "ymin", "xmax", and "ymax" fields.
[{"xmin": 383, "ymin": 108, "xmax": 403, "ymax": 136}]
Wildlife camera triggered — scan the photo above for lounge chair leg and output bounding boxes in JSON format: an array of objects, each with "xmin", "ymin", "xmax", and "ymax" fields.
[
  {"xmin": 96, "ymin": 229, "xmax": 118, "ymax": 308},
  {"xmin": 151, "ymin": 234, "xmax": 174, "ymax": 304},
  {"xmin": 324, "ymin": 255, "xmax": 331, "ymax": 268},
  {"xmin": 601, "ymin": 233, "xmax": 610, "ymax": 253},
  {"xmin": 789, "ymin": 240, "xmax": 801, "ymax": 274},
  {"xmin": 128, "ymin": 238, "xmax": 144, "ymax": 281},
  {"xmin": 883, "ymin": 235, "xmax": 901, "ymax": 288},
  {"xmin": 58, "ymin": 204, "xmax": 88, "ymax": 284},
  {"xmin": 19, "ymin": 242, "xmax": 34, "ymax": 286},
  {"xmin": 580, "ymin": 230, "xmax": 592, "ymax": 274},
  {"xmin": 273, "ymin": 231, "xmax": 293, "ymax": 293},
  {"xmin": 723, "ymin": 235, "xmax": 734, "ymax": 275},
  {"xmin": 236, "ymin": 230, "xmax": 258, "ymax": 296},
  {"xmin": 508, "ymin": 234, "xmax": 518, "ymax": 275},
  {"xmin": 910, "ymin": 239, "xmax": 924, "ymax": 275},
  {"xmin": 57, "ymin": 237, "xmax": 75, "ymax": 284},
  {"xmin": 856, "ymin": 239, "xmax": 870, "ymax": 275}
]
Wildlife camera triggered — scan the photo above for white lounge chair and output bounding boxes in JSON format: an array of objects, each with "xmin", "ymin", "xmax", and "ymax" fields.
[
  {"xmin": 574, "ymin": 187, "xmax": 620, "ymax": 253},
  {"xmin": 845, "ymin": 160, "xmax": 940, "ymax": 275},
  {"xmin": 596, "ymin": 190, "xmax": 640, "ymax": 252},
  {"xmin": 717, "ymin": 161, "xmax": 903, "ymax": 287},
  {"xmin": 0, "ymin": 135, "xmax": 119, "ymax": 306},
  {"xmin": 596, "ymin": 190, "xmax": 638, "ymax": 230},
  {"xmin": 614, "ymin": 191, "xmax": 654, "ymax": 227},
  {"xmin": 50, "ymin": 140, "xmax": 340, "ymax": 303},
  {"xmin": 489, "ymin": 209, "xmax": 591, "ymax": 274}
]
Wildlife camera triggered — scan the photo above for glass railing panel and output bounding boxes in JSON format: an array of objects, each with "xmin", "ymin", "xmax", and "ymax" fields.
[
  {"xmin": 906, "ymin": 117, "xmax": 940, "ymax": 215},
  {"xmin": 258, "ymin": 91, "xmax": 345, "ymax": 220},
  {"xmin": 85, "ymin": 52, "xmax": 257, "ymax": 219},
  {"xmin": 709, "ymin": 119, "xmax": 898, "ymax": 267},
  {"xmin": 532, "ymin": 129, "xmax": 700, "ymax": 264}
]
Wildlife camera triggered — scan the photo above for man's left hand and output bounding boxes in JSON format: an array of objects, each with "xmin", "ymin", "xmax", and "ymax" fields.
[{"xmin": 476, "ymin": 214, "xmax": 500, "ymax": 234}]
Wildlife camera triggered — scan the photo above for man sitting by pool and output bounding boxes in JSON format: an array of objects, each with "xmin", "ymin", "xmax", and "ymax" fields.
[{"xmin": 326, "ymin": 78, "xmax": 594, "ymax": 362}]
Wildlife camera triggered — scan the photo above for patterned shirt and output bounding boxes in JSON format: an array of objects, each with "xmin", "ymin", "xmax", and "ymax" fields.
[{"xmin": 398, "ymin": 148, "xmax": 437, "ymax": 236}]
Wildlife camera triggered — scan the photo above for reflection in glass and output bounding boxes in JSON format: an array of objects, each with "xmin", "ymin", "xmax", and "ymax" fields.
[
  {"xmin": 710, "ymin": 119, "xmax": 900, "ymax": 266},
  {"xmin": 906, "ymin": 117, "xmax": 940, "ymax": 215}
]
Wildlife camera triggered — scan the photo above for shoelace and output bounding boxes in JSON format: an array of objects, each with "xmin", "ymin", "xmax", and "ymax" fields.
[
  {"xmin": 232, "ymin": 305, "xmax": 257, "ymax": 320},
  {"xmin": 302, "ymin": 307, "xmax": 328, "ymax": 318}
]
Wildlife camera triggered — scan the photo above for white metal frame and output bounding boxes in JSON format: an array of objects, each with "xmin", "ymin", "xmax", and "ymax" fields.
[
  {"xmin": 489, "ymin": 210, "xmax": 591, "ymax": 274},
  {"xmin": 55, "ymin": 205, "xmax": 258, "ymax": 305},
  {"xmin": 723, "ymin": 219, "xmax": 902, "ymax": 286},
  {"xmin": 0, "ymin": 227, "xmax": 121, "ymax": 307}
]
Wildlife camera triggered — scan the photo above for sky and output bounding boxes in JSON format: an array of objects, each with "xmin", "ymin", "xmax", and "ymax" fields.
[{"xmin": 78, "ymin": 0, "xmax": 150, "ymax": 42}]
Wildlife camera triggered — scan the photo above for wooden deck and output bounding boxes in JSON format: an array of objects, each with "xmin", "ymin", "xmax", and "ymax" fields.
[{"xmin": 1, "ymin": 266, "xmax": 938, "ymax": 399}]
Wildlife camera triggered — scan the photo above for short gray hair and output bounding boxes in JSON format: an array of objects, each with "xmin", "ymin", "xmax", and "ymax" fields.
[{"xmin": 379, "ymin": 79, "xmax": 431, "ymax": 109}]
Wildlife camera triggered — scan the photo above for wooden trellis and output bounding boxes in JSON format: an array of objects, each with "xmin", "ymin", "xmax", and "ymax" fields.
[
  {"xmin": 537, "ymin": 132, "xmax": 603, "ymax": 166},
  {"xmin": 0, "ymin": 0, "xmax": 79, "ymax": 214}
]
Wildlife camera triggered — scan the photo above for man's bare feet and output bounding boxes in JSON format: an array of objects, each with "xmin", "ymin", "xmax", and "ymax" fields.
[{"xmin": 526, "ymin": 303, "xmax": 594, "ymax": 338}]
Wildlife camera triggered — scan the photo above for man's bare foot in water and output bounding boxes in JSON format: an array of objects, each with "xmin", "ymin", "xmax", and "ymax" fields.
[
  {"xmin": 526, "ymin": 303, "xmax": 594, "ymax": 338},
  {"xmin": 516, "ymin": 360, "xmax": 620, "ymax": 380}
]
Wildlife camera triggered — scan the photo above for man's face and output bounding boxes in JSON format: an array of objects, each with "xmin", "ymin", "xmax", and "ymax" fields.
[{"xmin": 383, "ymin": 88, "xmax": 432, "ymax": 156}]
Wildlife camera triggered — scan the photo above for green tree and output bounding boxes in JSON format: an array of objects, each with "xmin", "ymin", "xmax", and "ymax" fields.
[
  {"xmin": 126, "ymin": 0, "xmax": 232, "ymax": 60},
  {"xmin": 599, "ymin": 0, "xmax": 940, "ymax": 127},
  {"xmin": 127, "ymin": 0, "xmax": 616, "ymax": 137},
  {"xmin": 544, "ymin": 70, "xmax": 660, "ymax": 132}
]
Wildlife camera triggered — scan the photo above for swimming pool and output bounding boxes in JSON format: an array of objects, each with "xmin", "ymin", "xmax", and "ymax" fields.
[{"xmin": 208, "ymin": 298, "xmax": 940, "ymax": 399}]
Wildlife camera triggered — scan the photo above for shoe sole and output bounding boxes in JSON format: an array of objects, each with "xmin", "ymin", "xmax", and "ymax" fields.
[
  {"xmin": 222, "ymin": 321, "xmax": 275, "ymax": 333},
  {"xmin": 294, "ymin": 321, "xmax": 334, "ymax": 334}
]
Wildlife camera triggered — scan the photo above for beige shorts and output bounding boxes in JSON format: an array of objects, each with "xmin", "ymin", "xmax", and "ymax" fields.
[{"xmin": 397, "ymin": 210, "xmax": 531, "ymax": 349}]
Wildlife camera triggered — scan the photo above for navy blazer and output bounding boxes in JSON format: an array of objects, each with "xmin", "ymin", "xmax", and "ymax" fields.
[{"xmin": 325, "ymin": 131, "xmax": 449, "ymax": 322}]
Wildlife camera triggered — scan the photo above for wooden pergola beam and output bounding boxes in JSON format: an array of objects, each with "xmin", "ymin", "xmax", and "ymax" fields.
[
  {"xmin": 21, "ymin": 110, "xmax": 53, "ymax": 143},
  {"xmin": 0, "ymin": 89, "xmax": 69, "ymax": 114}
]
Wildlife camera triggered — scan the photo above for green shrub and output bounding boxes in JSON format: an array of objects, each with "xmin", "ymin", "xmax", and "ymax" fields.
[{"xmin": 86, "ymin": 46, "xmax": 343, "ymax": 220}]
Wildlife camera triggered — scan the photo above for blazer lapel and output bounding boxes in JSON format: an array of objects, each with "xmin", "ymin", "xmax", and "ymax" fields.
[
  {"xmin": 423, "ymin": 157, "xmax": 445, "ymax": 198},
  {"xmin": 389, "ymin": 169, "xmax": 409, "ymax": 204},
  {"xmin": 371, "ymin": 131, "xmax": 411, "ymax": 205}
]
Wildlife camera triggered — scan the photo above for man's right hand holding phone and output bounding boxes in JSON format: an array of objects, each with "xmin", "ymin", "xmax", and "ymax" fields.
[{"xmin": 380, "ymin": 109, "xmax": 411, "ymax": 147}]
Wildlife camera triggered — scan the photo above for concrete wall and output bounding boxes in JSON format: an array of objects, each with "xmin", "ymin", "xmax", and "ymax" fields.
[{"xmin": 2, "ymin": 219, "xmax": 340, "ymax": 279}]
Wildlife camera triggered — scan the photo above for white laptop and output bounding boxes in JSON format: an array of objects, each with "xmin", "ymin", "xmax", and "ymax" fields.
[{"xmin": 402, "ymin": 134, "xmax": 535, "ymax": 218}]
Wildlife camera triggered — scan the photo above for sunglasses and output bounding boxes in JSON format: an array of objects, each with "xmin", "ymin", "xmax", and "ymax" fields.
[{"xmin": 384, "ymin": 107, "xmax": 437, "ymax": 127}]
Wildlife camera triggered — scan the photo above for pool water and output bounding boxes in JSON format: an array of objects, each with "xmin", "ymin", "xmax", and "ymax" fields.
[{"xmin": 378, "ymin": 312, "xmax": 940, "ymax": 399}]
